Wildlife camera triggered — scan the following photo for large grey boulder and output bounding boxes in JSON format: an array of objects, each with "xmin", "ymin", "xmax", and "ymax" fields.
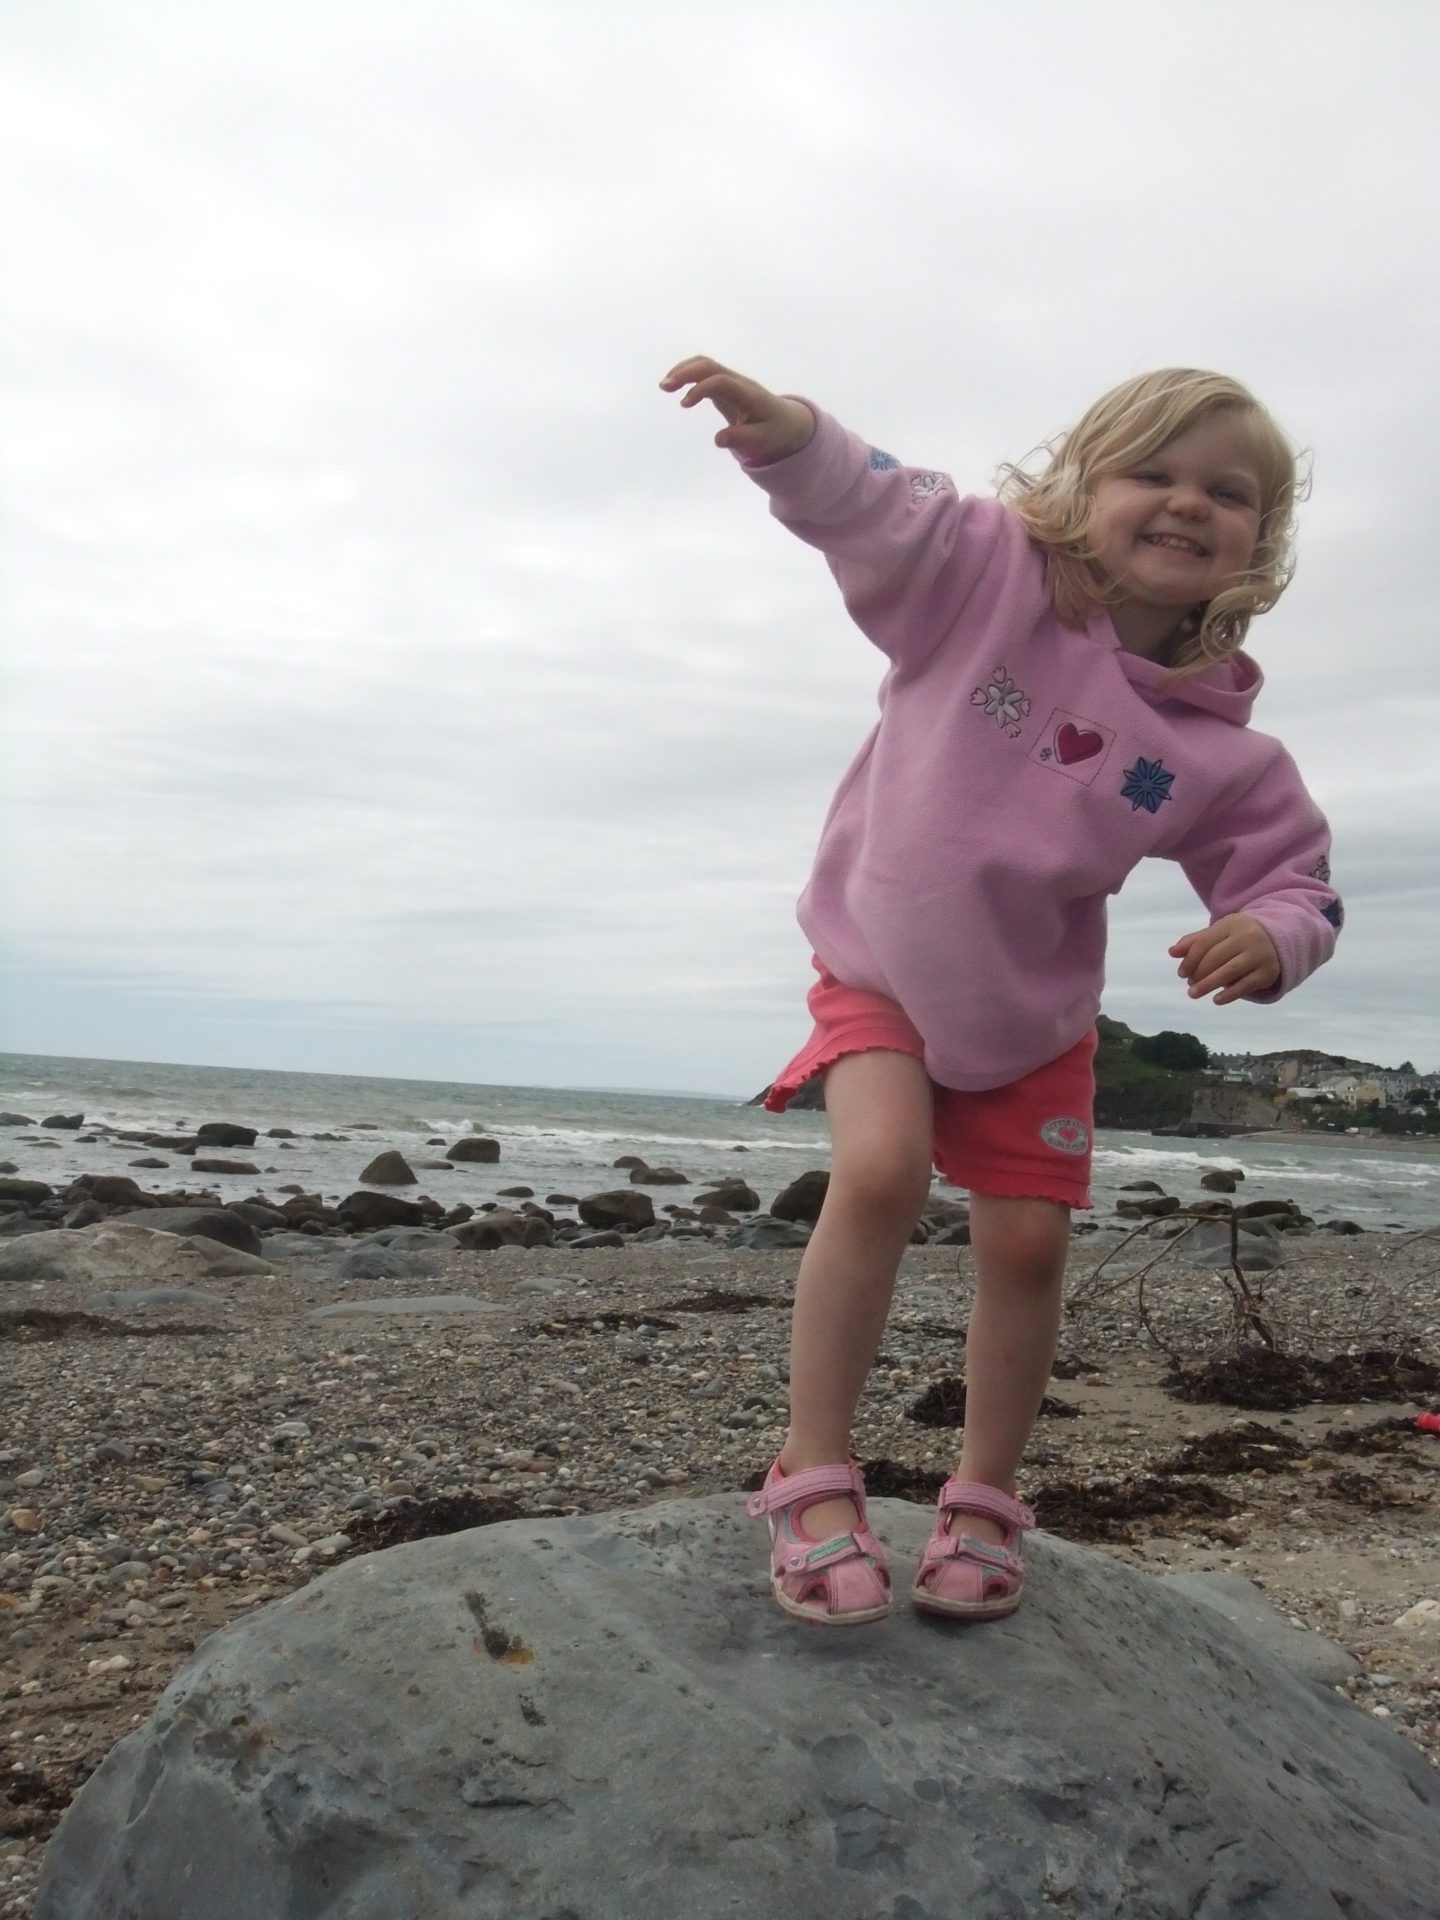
[
  {"xmin": 0, "ymin": 1223, "xmax": 271, "ymax": 1289},
  {"xmin": 109, "ymin": 1206, "xmax": 262, "ymax": 1256},
  {"xmin": 32, "ymin": 1497, "xmax": 1439, "ymax": 1920}
]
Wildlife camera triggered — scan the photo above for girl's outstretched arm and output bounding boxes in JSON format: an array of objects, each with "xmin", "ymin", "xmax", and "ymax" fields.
[{"xmin": 660, "ymin": 356, "xmax": 815, "ymax": 465}]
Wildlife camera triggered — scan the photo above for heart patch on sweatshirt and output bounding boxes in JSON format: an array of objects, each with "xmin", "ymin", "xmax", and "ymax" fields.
[{"xmin": 1030, "ymin": 710, "xmax": 1116, "ymax": 786}]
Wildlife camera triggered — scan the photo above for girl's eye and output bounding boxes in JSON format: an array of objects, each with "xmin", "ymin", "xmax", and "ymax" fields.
[{"xmin": 1133, "ymin": 470, "xmax": 1168, "ymax": 486}]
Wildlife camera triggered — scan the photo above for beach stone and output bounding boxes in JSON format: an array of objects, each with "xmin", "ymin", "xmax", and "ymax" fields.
[
  {"xmin": 194, "ymin": 1123, "xmax": 259, "ymax": 1148},
  {"xmin": 0, "ymin": 1112, "xmax": 36, "ymax": 1126},
  {"xmin": 266, "ymin": 1127, "xmax": 297, "ymax": 1138},
  {"xmin": 109, "ymin": 1206, "xmax": 262, "ymax": 1256},
  {"xmin": 0, "ymin": 1213, "xmax": 54, "ymax": 1238},
  {"xmin": 338, "ymin": 1247, "xmax": 441, "ymax": 1283},
  {"xmin": 0, "ymin": 1160, "xmax": 15, "ymax": 1174},
  {"xmin": 307, "ymin": 1294, "xmax": 506, "ymax": 1320},
  {"xmin": 361, "ymin": 1227, "xmax": 461, "ymax": 1252},
  {"xmin": 64, "ymin": 1174, "xmax": 156, "ymax": 1210},
  {"xmin": 452, "ymin": 1210, "xmax": 554, "ymax": 1250},
  {"xmin": 694, "ymin": 1179, "xmax": 760, "ymax": 1211},
  {"xmin": 142, "ymin": 1133, "xmax": 198, "ymax": 1153},
  {"xmin": 359, "ymin": 1150, "xmax": 417, "ymax": 1186},
  {"xmin": 445, "ymin": 1135, "xmax": 500, "ymax": 1163},
  {"xmin": 1200, "ymin": 1170, "xmax": 1238, "ymax": 1192},
  {"xmin": 226, "ymin": 1201, "xmax": 288, "ymax": 1230},
  {"xmin": 191, "ymin": 1157, "xmax": 261, "ymax": 1176},
  {"xmin": 61, "ymin": 1200, "xmax": 107, "ymax": 1230},
  {"xmin": 41, "ymin": 1113, "xmax": 84, "ymax": 1129},
  {"xmin": 578, "ymin": 1189, "xmax": 655, "ymax": 1230},
  {"xmin": 729, "ymin": 1217, "xmax": 811, "ymax": 1250},
  {"xmin": 336, "ymin": 1192, "xmax": 425, "ymax": 1232},
  {"xmin": 127, "ymin": 1156, "xmax": 170, "ymax": 1169},
  {"xmin": 86, "ymin": 1287, "xmax": 227, "ymax": 1314},
  {"xmin": 0, "ymin": 1222, "xmax": 271, "ymax": 1289},
  {"xmin": 770, "ymin": 1169, "xmax": 829, "ymax": 1223},
  {"xmin": 1159, "ymin": 1571, "xmax": 1359, "ymax": 1685},
  {"xmin": 0, "ymin": 1176, "xmax": 55, "ymax": 1210},
  {"xmin": 32, "ymin": 1497, "xmax": 1440, "ymax": 1920},
  {"xmin": 629, "ymin": 1165, "xmax": 689, "ymax": 1185},
  {"xmin": 564, "ymin": 1229, "xmax": 626, "ymax": 1249}
]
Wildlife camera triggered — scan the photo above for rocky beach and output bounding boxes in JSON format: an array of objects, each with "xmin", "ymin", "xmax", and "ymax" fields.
[{"xmin": 2, "ymin": 1093, "xmax": 1439, "ymax": 1915}]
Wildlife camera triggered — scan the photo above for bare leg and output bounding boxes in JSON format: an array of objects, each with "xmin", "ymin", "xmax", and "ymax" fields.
[
  {"xmin": 778, "ymin": 1050, "xmax": 934, "ymax": 1540},
  {"xmin": 951, "ymin": 1193, "xmax": 1070, "ymax": 1542}
]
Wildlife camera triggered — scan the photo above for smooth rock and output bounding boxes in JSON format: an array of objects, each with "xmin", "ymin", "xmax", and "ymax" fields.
[
  {"xmin": 307, "ymin": 1294, "xmax": 507, "ymax": 1320},
  {"xmin": 337, "ymin": 1247, "xmax": 441, "ymax": 1283},
  {"xmin": 769, "ymin": 1169, "xmax": 829, "ymax": 1223},
  {"xmin": 0, "ymin": 1223, "xmax": 272, "ymax": 1289},
  {"xmin": 191, "ymin": 1157, "xmax": 261, "ymax": 1176},
  {"xmin": 32, "ymin": 1499, "xmax": 1440, "ymax": 1920},
  {"xmin": 1159, "ymin": 1571, "xmax": 1359, "ymax": 1685},
  {"xmin": 359, "ymin": 1151, "xmax": 417, "ymax": 1186},
  {"xmin": 64, "ymin": 1175, "xmax": 155, "ymax": 1210},
  {"xmin": 728, "ymin": 1217, "xmax": 811, "ymax": 1250},
  {"xmin": 41, "ymin": 1113, "xmax": 84, "ymax": 1129},
  {"xmin": 578, "ymin": 1189, "xmax": 654, "ymax": 1230},
  {"xmin": 0, "ymin": 1112, "xmax": 37, "ymax": 1126},
  {"xmin": 0, "ymin": 1176, "xmax": 55, "ymax": 1209},
  {"xmin": 336, "ymin": 1192, "xmax": 426, "ymax": 1232},
  {"xmin": 452, "ymin": 1210, "xmax": 554, "ymax": 1250},
  {"xmin": 194, "ymin": 1123, "xmax": 259, "ymax": 1148},
  {"xmin": 86, "ymin": 1287, "xmax": 227, "ymax": 1313},
  {"xmin": 108, "ymin": 1207, "xmax": 262, "ymax": 1256},
  {"xmin": 445, "ymin": 1136, "xmax": 500, "ymax": 1163}
]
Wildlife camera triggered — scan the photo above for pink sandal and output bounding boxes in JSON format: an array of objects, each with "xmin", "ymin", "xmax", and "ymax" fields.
[
  {"xmin": 746, "ymin": 1459, "xmax": 892, "ymax": 1627},
  {"xmin": 910, "ymin": 1478, "xmax": 1035, "ymax": 1620}
]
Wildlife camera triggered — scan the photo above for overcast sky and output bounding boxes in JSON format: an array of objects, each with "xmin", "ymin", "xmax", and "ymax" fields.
[{"xmin": 2, "ymin": 2, "xmax": 1437, "ymax": 1096}]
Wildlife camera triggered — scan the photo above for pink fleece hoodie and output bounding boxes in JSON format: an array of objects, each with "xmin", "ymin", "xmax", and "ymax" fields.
[{"xmin": 745, "ymin": 409, "xmax": 1341, "ymax": 1092}]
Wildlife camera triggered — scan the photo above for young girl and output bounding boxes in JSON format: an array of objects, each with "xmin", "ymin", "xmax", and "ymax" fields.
[{"xmin": 661, "ymin": 355, "xmax": 1341, "ymax": 1628}]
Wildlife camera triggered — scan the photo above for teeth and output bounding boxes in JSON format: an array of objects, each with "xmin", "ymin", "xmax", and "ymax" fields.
[{"xmin": 1146, "ymin": 535, "xmax": 1205, "ymax": 555}]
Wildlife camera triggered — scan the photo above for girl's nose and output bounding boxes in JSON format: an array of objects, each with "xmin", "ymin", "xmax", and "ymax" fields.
[{"xmin": 1168, "ymin": 486, "xmax": 1209, "ymax": 519}]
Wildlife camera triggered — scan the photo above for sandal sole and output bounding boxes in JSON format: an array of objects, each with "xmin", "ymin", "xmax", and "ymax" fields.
[
  {"xmin": 909, "ymin": 1585, "xmax": 1022, "ymax": 1621},
  {"xmin": 771, "ymin": 1576, "xmax": 892, "ymax": 1628}
]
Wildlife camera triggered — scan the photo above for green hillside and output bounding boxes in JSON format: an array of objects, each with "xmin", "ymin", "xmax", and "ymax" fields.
[{"xmin": 1093, "ymin": 1015, "xmax": 1207, "ymax": 1130}]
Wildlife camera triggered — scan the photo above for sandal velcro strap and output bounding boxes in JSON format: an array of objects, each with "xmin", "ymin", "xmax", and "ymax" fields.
[
  {"xmin": 745, "ymin": 1460, "xmax": 865, "ymax": 1519},
  {"xmin": 776, "ymin": 1525, "xmax": 881, "ymax": 1576},
  {"xmin": 935, "ymin": 1478, "xmax": 1035, "ymax": 1535}
]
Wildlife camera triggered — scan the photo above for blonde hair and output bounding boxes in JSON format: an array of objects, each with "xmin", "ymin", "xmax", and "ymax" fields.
[{"xmin": 996, "ymin": 369, "xmax": 1306, "ymax": 677}]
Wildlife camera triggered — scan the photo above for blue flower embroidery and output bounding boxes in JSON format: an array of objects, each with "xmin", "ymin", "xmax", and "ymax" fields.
[
  {"xmin": 1120, "ymin": 757, "xmax": 1175, "ymax": 813},
  {"xmin": 1310, "ymin": 854, "xmax": 1331, "ymax": 883},
  {"xmin": 868, "ymin": 447, "xmax": 899, "ymax": 470},
  {"xmin": 1321, "ymin": 898, "xmax": 1344, "ymax": 930}
]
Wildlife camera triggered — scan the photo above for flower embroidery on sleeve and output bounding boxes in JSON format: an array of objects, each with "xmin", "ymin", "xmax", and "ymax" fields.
[
  {"xmin": 970, "ymin": 666, "xmax": 1032, "ymax": 738},
  {"xmin": 908, "ymin": 470, "xmax": 950, "ymax": 501},
  {"xmin": 868, "ymin": 447, "xmax": 900, "ymax": 470},
  {"xmin": 1119, "ymin": 756, "xmax": 1175, "ymax": 813}
]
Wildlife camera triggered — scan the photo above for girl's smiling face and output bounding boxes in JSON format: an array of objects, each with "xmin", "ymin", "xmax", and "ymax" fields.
[{"xmin": 1087, "ymin": 409, "xmax": 1264, "ymax": 657}]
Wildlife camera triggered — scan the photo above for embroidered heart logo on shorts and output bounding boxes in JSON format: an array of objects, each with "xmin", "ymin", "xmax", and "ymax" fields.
[
  {"xmin": 1056, "ymin": 723, "xmax": 1103, "ymax": 765},
  {"xmin": 1039, "ymin": 1116, "xmax": 1090, "ymax": 1155}
]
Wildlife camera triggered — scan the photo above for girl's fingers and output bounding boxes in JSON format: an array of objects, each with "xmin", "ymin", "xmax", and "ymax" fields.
[{"xmin": 659, "ymin": 355, "xmax": 728, "ymax": 390}]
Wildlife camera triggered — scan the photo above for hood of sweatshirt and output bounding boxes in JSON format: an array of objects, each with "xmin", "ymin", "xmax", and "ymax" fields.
[{"xmin": 1110, "ymin": 631, "xmax": 1264, "ymax": 726}]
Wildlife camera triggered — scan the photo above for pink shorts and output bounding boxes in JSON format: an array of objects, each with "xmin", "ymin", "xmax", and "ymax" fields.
[{"xmin": 764, "ymin": 961, "xmax": 1097, "ymax": 1209}]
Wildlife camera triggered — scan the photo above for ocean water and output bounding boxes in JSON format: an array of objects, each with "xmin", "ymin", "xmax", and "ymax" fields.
[{"xmin": 0, "ymin": 1051, "xmax": 1436, "ymax": 1233}]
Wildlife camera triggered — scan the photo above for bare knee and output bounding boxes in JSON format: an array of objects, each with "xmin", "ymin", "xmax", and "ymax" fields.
[
  {"xmin": 970, "ymin": 1196, "xmax": 1070, "ymax": 1285},
  {"xmin": 825, "ymin": 1151, "xmax": 933, "ymax": 1231}
]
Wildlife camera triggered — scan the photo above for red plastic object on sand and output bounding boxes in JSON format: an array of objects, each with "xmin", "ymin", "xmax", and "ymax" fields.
[{"xmin": 1417, "ymin": 1412, "xmax": 1440, "ymax": 1434}]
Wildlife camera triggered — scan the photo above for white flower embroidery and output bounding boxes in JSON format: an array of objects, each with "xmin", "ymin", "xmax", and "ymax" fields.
[
  {"xmin": 970, "ymin": 666, "xmax": 1032, "ymax": 735},
  {"xmin": 908, "ymin": 470, "xmax": 950, "ymax": 501}
]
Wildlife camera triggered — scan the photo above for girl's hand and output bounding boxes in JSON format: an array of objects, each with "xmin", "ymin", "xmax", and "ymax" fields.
[
  {"xmin": 660, "ymin": 355, "xmax": 815, "ymax": 463},
  {"xmin": 1169, "ymin": 915, "xmax": 1280, "ymax": 1004}
]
